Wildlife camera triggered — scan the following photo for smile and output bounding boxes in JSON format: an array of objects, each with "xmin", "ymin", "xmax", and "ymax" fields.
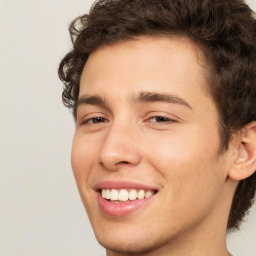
[
  {"xmin": 101, "ymin": 189, "xmax": 156, "ymax": 202},
  {"xmin": 95, "ymin": 181, "xmax": 159, "ymax": 216}
]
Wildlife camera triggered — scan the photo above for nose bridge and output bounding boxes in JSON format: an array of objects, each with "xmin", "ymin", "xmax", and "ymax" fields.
[{"xmin": 99, "ymin": 118, "xmax": 141, "ymax": 170}]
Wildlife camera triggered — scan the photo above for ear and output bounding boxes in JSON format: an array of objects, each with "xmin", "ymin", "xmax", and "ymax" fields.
[{"xmin": 229, "ymin": 121, "xmax": 256, "ymax": 181}]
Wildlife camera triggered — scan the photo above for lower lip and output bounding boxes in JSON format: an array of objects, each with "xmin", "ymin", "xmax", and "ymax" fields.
[{"xmin": 97, "ymin": 193, "xmax": 155, "ymax": 217}]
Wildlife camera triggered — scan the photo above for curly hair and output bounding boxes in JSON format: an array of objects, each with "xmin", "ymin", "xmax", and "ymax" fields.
[{"xmin": 58, "ymin": 0, "xmax": 256, "ymax": 231}]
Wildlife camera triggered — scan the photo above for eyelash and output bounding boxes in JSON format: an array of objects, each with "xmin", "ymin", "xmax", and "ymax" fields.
[
  {"xmin": 81, "ymin": 117, "xmax": 107, "ymax": 125},
  {"xmin": 80, "ymin": 115, "xmax": 176, "ymax": 127},
  {"xmin": 147, "ymin": 116, "xmax": 175, "ymax": 123}
]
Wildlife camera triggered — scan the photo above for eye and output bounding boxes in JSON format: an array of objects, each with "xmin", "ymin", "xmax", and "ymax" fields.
[
  {"xmin": 84, "ymin": 117, "xmax": 107, "ymax": 124},
  {"xmin": 77, "ymin": 115, "xmax": 109, "ymax": 131},
  {"xmin": 149, "ymin": 116, "xmax": 172, "ymax": 123},
  {"xmin": 144, "ymin": 114, "xmax": 178, "ymax": 129}
]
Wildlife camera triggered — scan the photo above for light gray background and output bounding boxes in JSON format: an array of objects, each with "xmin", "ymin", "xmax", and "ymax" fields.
[{"xmin": 0, "ymin": 0, "xmax": 255, "ymax": 255}]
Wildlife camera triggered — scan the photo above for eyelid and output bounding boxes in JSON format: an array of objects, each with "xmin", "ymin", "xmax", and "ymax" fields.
[
  {"xmin": 77, "ymin": 112, "xmax": 109, "ymax": 126},
  {"xmin": 84, "ymin": 117, "xmax": 107, "ymax": 124},
  {"xmin": 148, "ymin": 116, "xmax": 176, "ymax": 123},
  {"xmin": 145, "ymin": 116, "xmax": 178, "ymax": 126},
  {"xmin": 144, "ymin": 111, "xmax": 180, "ymax": 122}
]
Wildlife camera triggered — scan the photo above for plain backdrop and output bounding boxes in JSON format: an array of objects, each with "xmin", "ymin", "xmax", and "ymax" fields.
[{"xmin": 0, "ymin": 0, "xmax": 256, "ymax": 255}]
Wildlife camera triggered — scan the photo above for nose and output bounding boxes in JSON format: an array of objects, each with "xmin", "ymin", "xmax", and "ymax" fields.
[{"xmin": 99, "ymin": 122, "xmax": 141, "ymax": 171}]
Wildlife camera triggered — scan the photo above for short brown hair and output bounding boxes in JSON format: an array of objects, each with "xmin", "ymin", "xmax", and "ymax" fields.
[{"xmin": 58, "ymin": 0, "xmax": 256, "ymax": 231}]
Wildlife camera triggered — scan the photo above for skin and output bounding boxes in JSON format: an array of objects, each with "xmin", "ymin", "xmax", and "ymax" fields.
[{"xmin": 71, "ymin": 36, "xmax": 240, "ymax": 256}]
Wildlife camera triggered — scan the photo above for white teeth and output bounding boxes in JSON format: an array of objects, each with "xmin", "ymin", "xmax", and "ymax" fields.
[
  {"xmin": 129, "ymin": 189, "xmax": 137, "ymax": 200},
  {"xmin": 137, "ymin": 190, "xmax": 145, "ymax": 200},
  {"xmin": 101, "ymin": 188, "xmax": 155, "ymax": 202},
  {"xmin": 145, "ymin": 190, "xmax": 154, "ymax": 198},
  {"xmin": 102, "ymin": 189, "xmax": 106, "ymax": 198},
  {"xmin": 105, "ymin": 189, "xmax": 111, "ymax": 199},
  {"xmin": 110, "ymin": 189, "xmax": 119, "ymax": 200},
  {"xmin": 119, "ymin": 189, "xmax": 129, "ymax": 201}
]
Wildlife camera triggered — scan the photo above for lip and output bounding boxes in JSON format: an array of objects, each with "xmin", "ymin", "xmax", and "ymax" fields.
[
  {"xmin": 94, "ymin": 180, "xmax": 159, "ymax": 191},
  {"xmin": 94, "ymin": 180, "xmax": 159, "ymax": 217}
]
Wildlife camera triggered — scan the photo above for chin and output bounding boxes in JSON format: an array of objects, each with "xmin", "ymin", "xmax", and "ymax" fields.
[
  {"xmin": 93, "ymin": 223, "xmax": 178, "ymax": 255},
  {"xmin": 97, "ymin": 235, "xmax": 167, "ymax": 255}
]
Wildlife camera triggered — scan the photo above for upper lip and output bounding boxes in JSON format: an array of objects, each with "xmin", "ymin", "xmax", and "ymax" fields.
[{"xmin": 94, "ymin": 180, "xmax": 159, "ymax": 192}]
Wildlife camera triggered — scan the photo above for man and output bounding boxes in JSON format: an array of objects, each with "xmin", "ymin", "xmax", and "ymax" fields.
[{"xmin": 58, "ymin": 0, "xmax": 256, "ymax": 255}]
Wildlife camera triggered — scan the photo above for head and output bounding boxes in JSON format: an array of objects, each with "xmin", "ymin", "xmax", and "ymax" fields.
[{"xmin": 58, "ymin": 0, "xmax": 256, "ymax": 253}]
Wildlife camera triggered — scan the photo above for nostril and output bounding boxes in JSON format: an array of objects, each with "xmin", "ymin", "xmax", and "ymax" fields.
[
  {"xmin": 99, "ymin": 160, "xmax": 130, "ymax": 169},
  {"xmin": 118, "ymin": 161, "xmax": 129, "ymax": 164}
]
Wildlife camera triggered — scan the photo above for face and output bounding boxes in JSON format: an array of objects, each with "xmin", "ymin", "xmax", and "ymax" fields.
[{"xmin": 72, "ymin": 37, "xmax": 233, "ymax": 255}]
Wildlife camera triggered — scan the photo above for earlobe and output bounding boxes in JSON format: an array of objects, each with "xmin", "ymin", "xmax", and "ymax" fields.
[{"xmin": 229, "ymin": 122, "xmax": 256, "ymax": 181}]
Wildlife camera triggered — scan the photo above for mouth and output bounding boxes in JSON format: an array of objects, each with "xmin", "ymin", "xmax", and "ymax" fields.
[
  {"xmin": 95, "ymin": 181, "xmax": 159, "ymax": 216},
  {"xmin": 100, "ymin": 188, "xmax": 157, "ymax": 203}
]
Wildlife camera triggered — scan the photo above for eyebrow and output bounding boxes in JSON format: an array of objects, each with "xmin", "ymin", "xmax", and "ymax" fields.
[
  {"xmin": 75, "ymin": 91, "xmax": 192, "ymax": 117},
  {"xmin": 76, "ymin": 95, "xmax": 106, "ymax": 107},
  {"xmin": 133, "ymin": 91, "xmax": 192, "ymax": 109}
]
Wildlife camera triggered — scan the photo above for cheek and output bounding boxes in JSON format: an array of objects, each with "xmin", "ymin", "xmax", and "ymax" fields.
[
  {"xmin": 71, "ymin": 133, "xmax": 97, "ymax": 181},
  {"xmin": 147, "ymin": 131, "xmax": 217, "ymax": 169},
  {"xmin": 146, "ymin": 128, "xmax": 224, "ymax": 201},
  {"xmin": 71, "ymin": 133, "xmax": 100, "ymax": 215}
]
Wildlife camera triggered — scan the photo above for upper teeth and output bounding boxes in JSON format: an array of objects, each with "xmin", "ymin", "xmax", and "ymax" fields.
[{"xmin": 101, "ymin": 189, "xmax": 155, "ymax": 202}]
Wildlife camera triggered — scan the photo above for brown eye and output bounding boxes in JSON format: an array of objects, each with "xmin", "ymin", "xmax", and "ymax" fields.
[
  {"xmin": 87, "ymin": 117, "xmax": 107, "ymax": 124},
  {"xmin": 150, "ymin": 116, "xmax": 171, "ymax": 123}
]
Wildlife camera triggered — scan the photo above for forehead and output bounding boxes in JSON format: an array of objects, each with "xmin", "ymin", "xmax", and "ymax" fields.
[
  {"xmin": 80, "ymin": 36, "xmax": 208, "ymax": 89},
  {"xmin": 79, "ymin": 36, "xmax": 212, "ymax": 109}
]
